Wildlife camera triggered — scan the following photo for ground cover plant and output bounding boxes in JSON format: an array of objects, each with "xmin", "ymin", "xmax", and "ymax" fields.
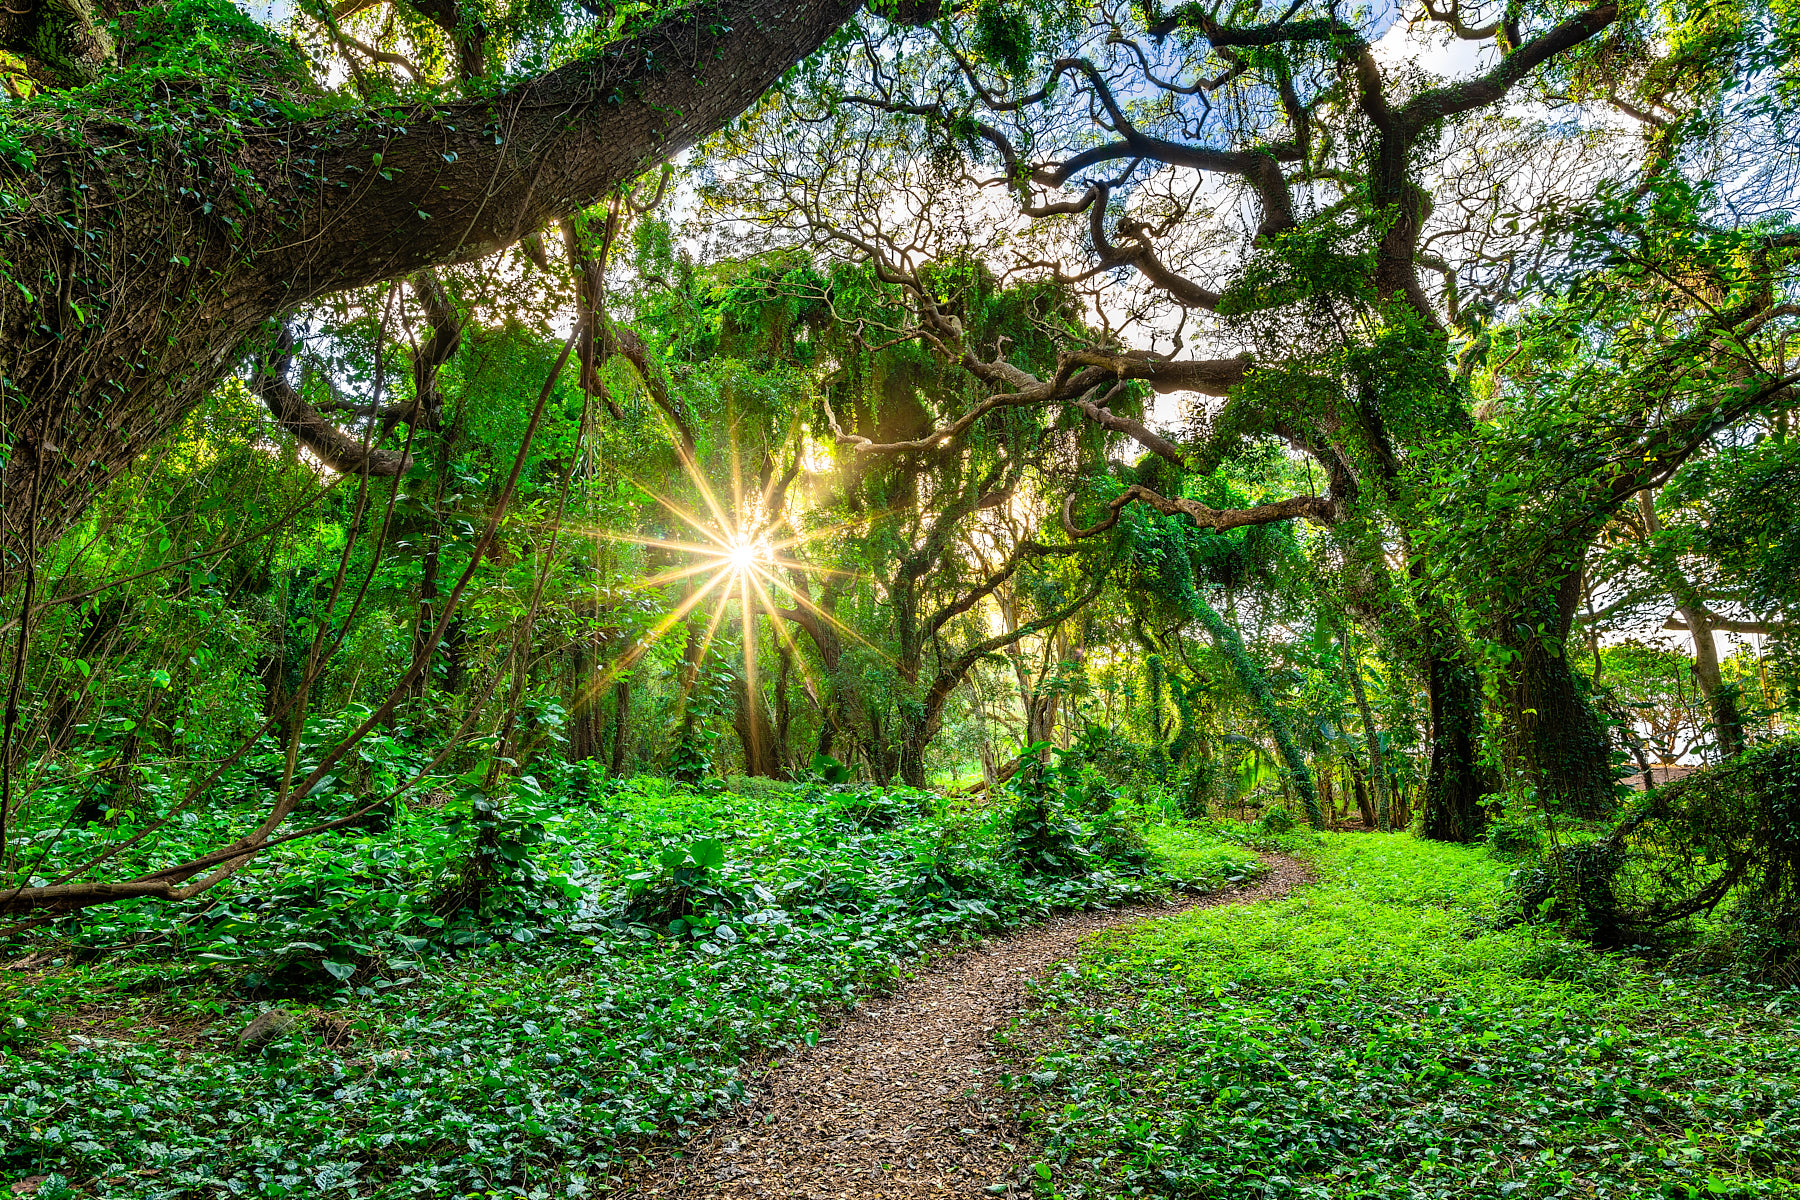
[
  {"xmin": 0, "ymin": 0, "xmax": 1796, "ymax": 1193},
  {"xmin": 0, "ymin": 773, "xmax": 1259, "ymax": 1198},
  {"xmin": 1009, "ymin": 834, "xmax": 1800, "ymax": 1199}
]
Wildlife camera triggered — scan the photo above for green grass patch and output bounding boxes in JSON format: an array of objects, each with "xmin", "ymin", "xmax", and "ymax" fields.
[{"xmin": 1009, "ymin": 833, "xmax": 1800, "ymax": 1199}]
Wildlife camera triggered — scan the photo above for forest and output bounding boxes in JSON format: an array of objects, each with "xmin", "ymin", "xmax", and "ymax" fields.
[{"xmin": 0, "ymin": 0, "xmax": 1797, "ymax": 1193}]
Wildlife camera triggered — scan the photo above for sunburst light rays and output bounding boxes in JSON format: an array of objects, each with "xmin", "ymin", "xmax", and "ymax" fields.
[{"xmin": 569, "ymin": 436, "xmax": 892, "ymax": 742}]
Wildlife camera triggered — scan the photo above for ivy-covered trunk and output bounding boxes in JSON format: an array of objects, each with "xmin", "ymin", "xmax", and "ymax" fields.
[
  {"xmin": 1422, "ymin": 648, "xmax": 1486, "ymax": 841},
  {"xmin": 896, "ymin": 699, "xmax": 938, "ymax": 789},
  {"xmin": 1500, "ymin": 570, "xmax": 1616, "ymax": 818},
  {"xmin": 567, "ymin": 640, "xmax": 605, "ymax": 766},
  {"xmin": 897, "ymin": 739, "xmax": 928, "ymax": 789}
]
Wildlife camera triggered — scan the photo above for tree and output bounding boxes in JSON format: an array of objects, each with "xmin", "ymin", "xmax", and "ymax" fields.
[
  {"xmin": 1420, "ymin": 198, "xmax": 1799, "ymax": 813},
  {"xmin": 0, "ymin": 0, "xmax": 866, "ymax": 569},
  {"xmin": 698, "ymin": 0, "xmax": 1798, "ymax": 834}
]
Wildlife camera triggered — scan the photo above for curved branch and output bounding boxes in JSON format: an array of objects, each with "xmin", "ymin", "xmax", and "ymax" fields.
[
  {"xmin": 920, "ymin": 545, "xmax": 1117, "ymax": 722},
  {"xmin": 920, "ymin": 536, "xmax": 1084, "ymax": 646},
  {"xmin": 1665, "ymin": 613, "xmax": 1783, "ymax": 636},
  {"xmin": 601, "ymin": 319, "xmax": 698, "ymax": 455},
  {"xmin": 1399, "ymin": 3, "xmax": 1621, "ymax": 130},
  {"xmin": 405, "ymin": 0, "xmax": 487, "ymax": 80},
  {"xmin": 1061, "ymin": 483, "xmax": 1334, "ymax": 538},
  {"xmin": 252, "ymin": 327, "xmax": 411, "ymax": 477},
  {"xmin": 1067, "ymin": 384, "xmax": 1187, "ymax": 464},
  {"xmin": 1089, "ymin": 182, "xmax": 1223, "ymax": 310}
]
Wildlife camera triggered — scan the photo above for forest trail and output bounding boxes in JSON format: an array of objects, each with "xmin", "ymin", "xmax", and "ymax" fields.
[{"xmin": 619, "ymin": 854, "xmax": 1312, "ymax": 1199}]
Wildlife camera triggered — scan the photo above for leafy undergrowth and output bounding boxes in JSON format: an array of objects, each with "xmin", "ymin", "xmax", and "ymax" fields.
[
  {"xmin": 1008, "ymin": 834, "xmax": 1800, "ymax": 1199},
  {"xmin": 0, "ymin": 777, "xmax": 1259, "ymax": 1199},
  {"xmin": 1142, "ymin": 824, "xmax": 1279, "ymax": 892}
]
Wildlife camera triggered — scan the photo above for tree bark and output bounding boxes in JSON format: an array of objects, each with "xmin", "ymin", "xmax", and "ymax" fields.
[
  {"xmin": 609, "ymin": 678, "xmax": 631, "ymax": 776},
  {"xmin": 897, "ymin": 723, "xmax": 930, "ymax": 789},
  {"xmin": 1350, "ymin": 767, "xmax": 1377, "ymax": 828},
  {"xmin": 732, "ymin": 669, "xmax": 784, "ymax": 778},
  {"xmin": 1421, "ymin": 645, "xmax": 1485, "ymax": 841},
  {"xmin": 1500, "ymin": 564, "xmax": 1616, "ymax": 818},
  {"xmin": 568, "ymin": 639, "xmax": 604, "ymax": 764},
  {"xmin": 0, "ymin": 0, "xmax": 862, "ymax": 563}
]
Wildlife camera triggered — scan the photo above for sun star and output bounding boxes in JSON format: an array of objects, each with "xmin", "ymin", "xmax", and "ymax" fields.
[{"xmin": 571, "ymin": 428, "xmax": 895, "ymax": 777}]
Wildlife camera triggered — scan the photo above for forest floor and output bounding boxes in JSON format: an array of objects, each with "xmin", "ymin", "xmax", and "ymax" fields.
[{"xmin": 618, "ymin": 855, "xmax": 1314, "ymax": 1199}]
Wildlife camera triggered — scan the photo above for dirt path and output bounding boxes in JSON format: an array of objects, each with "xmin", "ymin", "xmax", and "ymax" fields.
[{"xmin": 619, "ymin": 854, "xmax": 1311, "ymax": 1199}]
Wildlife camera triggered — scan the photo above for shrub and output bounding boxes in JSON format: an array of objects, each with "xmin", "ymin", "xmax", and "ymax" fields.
[
  {"xmin": 722, "ymin": 774, "xmax": 794, "ymax": 801},
  {"xmin": 819, "ymin": 784, "xmax": 928, "ymax": 831},
  {"xmin": 1486, "ymin": 810, "xmax": 1545, "ymax": 857},
  {"xmin": 1005, "ymin": 744, "xmax": 1099, "ymax": 877},
  {"xmin": 1507, "ymin": 737, "xmax": 1800, "ymax": 958},
  {"xmin": 620, "ymin": 836, "xmax": 743, "ymax": 933},
  {"xmin": 1087, "ymin": 806, "xmax": 1152, "ymax": 871},
  {"xmin": 907, "ymin": 824, "xmax": 997, "ymax": 901},
  {"xmin": 1257, "ymin": 805, "xmax": 1297, "ymax": 834}
]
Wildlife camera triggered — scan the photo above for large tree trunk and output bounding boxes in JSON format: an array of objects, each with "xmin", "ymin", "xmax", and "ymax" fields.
[
  {"xmin": 0, "ymin": 0, "xmax": 862, "ymax": 568},
  {"xmin": 1421, "ymin": 647, "xmax": 1485, "ymax": 841},
  {"xmin": 897, "ymin": 728, "xmax": 929, "ymax": 789},
  {"xmin": 1501, "ymin": 565, "xmax": 1616, "ymax": 818}
]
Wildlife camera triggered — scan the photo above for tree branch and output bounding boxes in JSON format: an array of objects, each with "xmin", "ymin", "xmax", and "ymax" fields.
[
  {"xmin": 1062, "ymin": 483, "xmax": 1334, "ymax": 538},
  {"xmin": 252, "ymin": 327, "xmax": 412, "ymax": 477}
]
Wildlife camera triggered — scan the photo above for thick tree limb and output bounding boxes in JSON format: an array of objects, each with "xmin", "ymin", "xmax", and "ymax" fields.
[
  {"xmin": 0, "ymin": 0, "xmax": 863, "ymax": 559},
  {"xmin": 1398, "ymin": 4, "xmax": 1620, "ymax": 131},
  {"xmin": 1665, "ymin": 613, "xmax": 1783, "ymax": 636},
  {"xmin": 1061, "ymin": 484, "xmax": 1335, "ymax": 539},
  {"xmin": 252, "ymin": 328, "xmax": 412, "ymax": 477}
]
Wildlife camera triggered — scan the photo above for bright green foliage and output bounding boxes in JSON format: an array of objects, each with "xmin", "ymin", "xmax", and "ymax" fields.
[
  {"xmin": 1510, "ymin": 737, "xmax": 1800, "ymax": 952},
  {"xmin": 1119, "ymin": 503, "xmax": 1324, "ymax": 828},
  {"xmin": 1011, "ymin": 835, "xmax": 1800, "ymax": 1198},
  {"xmin": 0, "ymin": 775, "xmax": 1237, "ymax": 1197},
  {"xmin": 1664, "ymin": 438, "xmax": 1800, "ymax": 613}
]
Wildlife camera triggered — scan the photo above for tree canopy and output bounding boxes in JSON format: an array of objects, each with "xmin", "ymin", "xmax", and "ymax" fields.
[{"xmin": 0, "ymin": 0, "xmax": 1794, "ymax": 976}]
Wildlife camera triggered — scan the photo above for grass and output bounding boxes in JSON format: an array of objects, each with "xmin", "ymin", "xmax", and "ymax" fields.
[
  {"xmin": 0, "ymin": 778, "xmax": 1260, "ymax": 1199},
  {"xmin": 1008, "ymin": 833, "xmax": 1800, "ymax": 1199}
]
